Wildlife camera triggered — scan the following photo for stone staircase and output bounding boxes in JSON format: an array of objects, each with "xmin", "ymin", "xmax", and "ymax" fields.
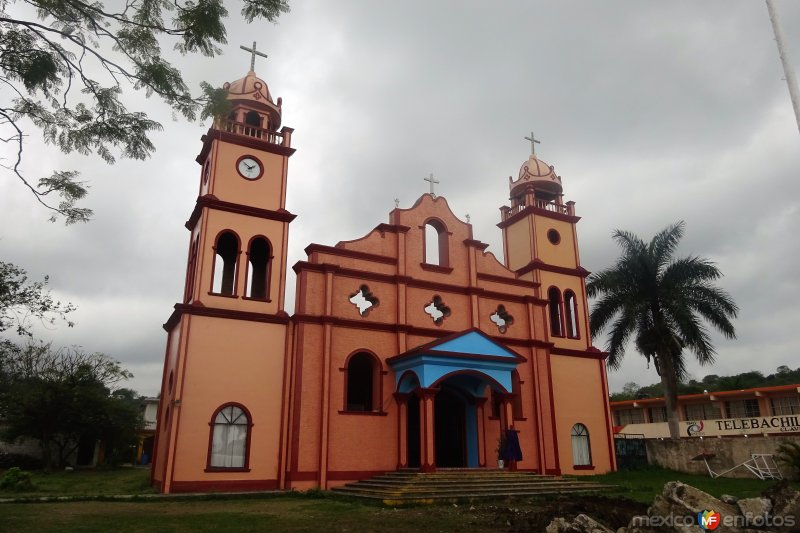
[{"xmin": 330, "ymin": 469, "xmax": 613, "ymax": 504}]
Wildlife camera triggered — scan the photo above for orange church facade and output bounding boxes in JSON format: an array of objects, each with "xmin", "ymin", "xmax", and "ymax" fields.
[{"xmin": 150, "ymin": 65, "xmax": 616, "ymax": 493}]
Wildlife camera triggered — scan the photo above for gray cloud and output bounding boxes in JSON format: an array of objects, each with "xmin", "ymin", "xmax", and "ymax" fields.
[{"xmin": 1, "ymin": 1, "xmax": 799, "ymax": 396}]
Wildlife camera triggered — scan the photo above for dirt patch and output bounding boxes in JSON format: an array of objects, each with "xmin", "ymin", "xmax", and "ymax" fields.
[{"xmin": 482, "ymin": 495, "xmax": 649, "ymax": 532}]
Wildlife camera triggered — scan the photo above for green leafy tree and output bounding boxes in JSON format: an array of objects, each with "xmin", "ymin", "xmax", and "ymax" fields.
[
  {"xmin": 0, "ymin": 341, "xmax": 141, "ymax": 470},
  {"xmin": 0, "ymin": 261, "xmax": 75, "ymax": 336},
  {"xmin": 588, "ymin": 221, "xmax": 738, "ymax": 440},
  {"xmin": 0, "ymin": 0, "xmax": 290, "ymax": 223}
]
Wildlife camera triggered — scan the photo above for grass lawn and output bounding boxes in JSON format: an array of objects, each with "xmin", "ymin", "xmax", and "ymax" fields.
[
  {"xmin": 2, "ymin": 496, "xmax": 494, "ymax": 532},
  {"xmin": 0, "ymin": 467, "xmax": 155, "ymax": 498},
  {"xmin": 1, "ymin": 466, "xmax": 797, "ymax": 532},
  {"xmin": 586, "ymin": 466, "xmax": 797, "ymax": 503}
]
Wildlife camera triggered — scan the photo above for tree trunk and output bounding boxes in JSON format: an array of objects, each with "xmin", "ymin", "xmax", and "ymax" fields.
[
  {"xmin": 658, "ymin": 352, "xmax": 681, "ymax": 440},
  {"xmin": 40, "ymin": 433, "xmax": 53, "ymax": 472}
]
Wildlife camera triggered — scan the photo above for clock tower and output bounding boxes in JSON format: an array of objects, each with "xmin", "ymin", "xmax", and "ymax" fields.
[{"xmin": 151, "ymin": 52, "xmax": 296, "ymax": 492}]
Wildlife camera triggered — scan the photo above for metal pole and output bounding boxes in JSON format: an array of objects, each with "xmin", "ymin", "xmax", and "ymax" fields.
[{"xmin": 766, "ymin": 0, "xmax": 800, "ymax": 136}]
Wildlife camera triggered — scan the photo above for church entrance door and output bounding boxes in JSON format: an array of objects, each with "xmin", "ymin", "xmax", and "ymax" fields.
[{"xmin": 434, "ymin": 386, "xmax": 467, "ymax": 467}]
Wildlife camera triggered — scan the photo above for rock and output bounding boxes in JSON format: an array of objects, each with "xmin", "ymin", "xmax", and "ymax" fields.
[
  {"xmin": 720, "ymin": 494, "xmax": 738, "ymax": 504},
  {"xmin": 762, "ymin": 480, "xmax": 800, "ymax": 532},
  {"xmin": 545, "ymin": 513, "xmax": 615, "ymax": 533},
  {"xmin": 639, "ymin": 481, "xmax": 739, "ymax": 533},
  {"xmin": 736, "ymin": 497, "xmax": 771, "ymax": 521}
]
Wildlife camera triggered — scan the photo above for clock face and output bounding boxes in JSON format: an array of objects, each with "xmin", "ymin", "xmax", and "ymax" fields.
[{"xmin": 237, "ymin": 156, "xmax": 262, "ymax": 180}]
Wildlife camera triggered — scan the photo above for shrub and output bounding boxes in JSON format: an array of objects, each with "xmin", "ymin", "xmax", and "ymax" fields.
[
  {"xmin": 775, "ymin": 440, "xmax": 800, "ymax": 480},
  {"xmin": 0, "ymin": 467, "xmax": 35, "ymax": 491},
  {"xmin": 0, "ymin": 452, "xmax": 42, "ymax": 470}
]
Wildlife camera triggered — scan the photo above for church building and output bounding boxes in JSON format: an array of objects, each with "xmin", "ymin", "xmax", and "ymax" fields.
[{"xmin": 151, "ymin": 58, "xmax": 616, "ymax": 493}]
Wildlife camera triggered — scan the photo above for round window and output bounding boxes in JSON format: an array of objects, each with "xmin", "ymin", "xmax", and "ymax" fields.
[{"xmin": 547, "ymin": 229, "xmax": 561, "ymax": 245}]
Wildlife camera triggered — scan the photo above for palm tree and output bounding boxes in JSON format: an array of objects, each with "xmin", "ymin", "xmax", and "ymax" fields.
[{"xmin": 587, "ymin": 221, "xmax": 738, "ymax": 440}]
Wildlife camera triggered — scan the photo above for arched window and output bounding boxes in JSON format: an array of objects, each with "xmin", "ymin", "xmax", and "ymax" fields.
[
  {"xmin": 346, "ymin": 352, "xmax": 379, "ymax": 412},
  {"xmin": 548, "ymin": 287, "xmax": 563, "ymax": 337},
  {"xmin": 564, "ymin": 290, "xmax": 579, "ymax": 338},
  {"xmin": 423, "ymin": 219, "xmax": 449, "ymax": 267},
  {"xmin": 208, "ymin": 404, "xmax": 251, "ymax": 469},
  {"xmin": 246, "ymin": 237, "xmax": 271, "ymax": 300},
  {"xmin": 184, "ymin": 237, "xmax": 200, "ymax": 303},
  {"xmin": 244, "ymin": 111, "xmax": 261, "ymax": 137},
  {"xmin": 212, "ymin": 231, "xmax": 239, "ymax": 296},
  {"xmin": 511, "ymin": 370, "xmax": 523, "ymax": 419},
  {"xmin": 571, "ymin": 423, "xmax": 591, "ymax": 467}
]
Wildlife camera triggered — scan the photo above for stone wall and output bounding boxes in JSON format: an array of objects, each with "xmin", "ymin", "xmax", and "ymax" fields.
[
  {"xmin": 0, "ymin": 433, "xmax": 42, "ymax": 459},
  {"xmin": 646, "ymin": 435, "xmax": 799, "ymax": 478}
]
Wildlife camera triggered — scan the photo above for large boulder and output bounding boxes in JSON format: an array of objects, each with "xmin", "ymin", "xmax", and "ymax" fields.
[
  {"xmin": 735, "ymin": 497, "xmax": 771, "ymax": 522},
  {"xmin": 545, "ymin": 513, "xmax": 615, "ymax": 533},
  {"xmin": 762, "ymin": 481, "xmax": 800, "ymax": 532},
  {"xmin": 626, "ymin": 481, "xmax": 741, "ymax": 533}
]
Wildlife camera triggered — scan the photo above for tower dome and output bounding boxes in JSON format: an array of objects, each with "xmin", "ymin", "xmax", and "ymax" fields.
[
  {"xmin": 509, "ymin": 154, "xmax": 562, "ymax": 198},
  {"xmin": 223, "ymin": 70, "xmax": 282, "ymax": 130}
]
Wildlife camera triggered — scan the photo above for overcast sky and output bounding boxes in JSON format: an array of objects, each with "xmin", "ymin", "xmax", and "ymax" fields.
[{"xmin": 1, "ymin": 1, "xmax": 798, "ymax": 397}]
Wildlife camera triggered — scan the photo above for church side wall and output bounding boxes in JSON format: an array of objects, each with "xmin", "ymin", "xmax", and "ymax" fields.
[
  {"xmin": 152, "ymin": 323, "xmax": 182, "ymax": 486},
  {"xmin": 170, "ymin": 316, "xmax": 287, "ymax": 490},
  {"xmin": 549, "ymin": 354, "xmax": 613, "ymax": 475},
  {"xmin": 325, "ymin": 328, "xmax": 398, "ymax": 478},
  {"xmin": 532, "ymin": 215, "xmax": 578, "ymax": 269}
]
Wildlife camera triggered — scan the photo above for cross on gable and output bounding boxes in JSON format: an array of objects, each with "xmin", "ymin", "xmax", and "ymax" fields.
[
  {"xmin": 240, "ymin": 41, "xmax": 269, "ymax": 72},
  {"xmin": 424, "ymin": 173, "xmax": 440, "ymax": 197},
  {"xmin": 524, "ymin": 131, "xmax": 541, "ymax": 156}
]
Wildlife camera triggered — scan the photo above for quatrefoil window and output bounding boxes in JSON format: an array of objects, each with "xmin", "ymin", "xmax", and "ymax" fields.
[
  {"xmin": 490, "ymin": 305, "xmax": 514, "ymax": 333},
  {"xmin": 424, "ymin": 295, "xmax": 451, "ymax": 326},
  {"xmin": 349, "ymin": 285, "xmax": 379, "ymax": 317}
]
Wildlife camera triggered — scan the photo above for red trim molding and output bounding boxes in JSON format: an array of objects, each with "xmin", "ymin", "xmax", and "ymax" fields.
[
  {"xmin": 516, "ymin": 259, "xmax": 591, "ymax": 278},
  {"xmin": 195, "ymin": 127, "xmax": 296, "ymax": 164},
  {"xmin": 290, "ymin": 313, "xmax": 554, "ymax": 349},
  {"xmin": 497, "ymin": 204, "xmax": 581, "ymax": 229},
  {"xmin": 163, "ymin": 303, "xmax": 290, "ymax": 331},
  {"xmin": 304, "ymin": 244, "xmax": 397, "ymax": 265},
  {"xmin": 573, "ymin": 465, "xmax": 595, "ymax": 471},
  {"xmin": 477, "ymin": 272, "xmax": 539, "ymax": 289},
  {"xmin": 169, "ymin": 479, "xmax": 279, "ymax": 493},
  {"xmin": 420, "ymin": 263, "xmax": 454, "ymax": 274},
  {"xmin": 375, "ymin": 223, "xmax": 411, "ymax": 234},
  {"xmin": 186, "ymin": 195, "xmax": 297, "ymax": 230},
  {"xmin": 292, "ymin": 261, "xmax": 548, "ymax": 306},
  {"xmin": 463, "ymin": 238, "xmax": 490, "ymax": 251}
]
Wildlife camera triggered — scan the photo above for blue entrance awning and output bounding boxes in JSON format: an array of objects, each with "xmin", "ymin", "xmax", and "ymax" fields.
[{"xmin": 387, "ymin": 328, "xmax": 526, "ymax": 393}]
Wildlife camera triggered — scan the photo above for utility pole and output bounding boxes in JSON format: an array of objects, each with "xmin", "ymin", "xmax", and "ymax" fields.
[{"xmin": 766, "ymin": 0, "xmax": 800, "ymax": 136}]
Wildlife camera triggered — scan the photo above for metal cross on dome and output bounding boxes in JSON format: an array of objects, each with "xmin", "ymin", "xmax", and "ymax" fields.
[
  {"xmin": 424, "ymin": 173, "xmax": 440, "ymax": 197},
  {"xmin": 240, "ymin": 41, "xmax": 268, "ymax": 71},
  {"xmin": 524, "ymin": 131, "xmax": 541, "ymax": 156}
]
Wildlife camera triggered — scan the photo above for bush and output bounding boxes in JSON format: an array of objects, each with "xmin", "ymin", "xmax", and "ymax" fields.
[
  {"xmin": 775, "ymin": 440, "xmax": 800, "ymax": 480},
  {"xmin": 0, "ymin": 452, "xmax": 42, "ymax": 470},
  {"xmin": 0, "ymin": 467, "xmax": 34, "ymax": 491}
]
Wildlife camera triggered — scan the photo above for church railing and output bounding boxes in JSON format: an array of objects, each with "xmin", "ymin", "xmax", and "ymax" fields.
[
  {"xmin": 502, "ymin": 200, "xmax": 576, "ymax": 220},
  {"xmin": 217, "ymin": 119, "xmax": 291, "ymax": 148}
]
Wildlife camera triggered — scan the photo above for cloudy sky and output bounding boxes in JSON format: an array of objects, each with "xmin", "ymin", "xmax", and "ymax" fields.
[{"xmin": 1, "ymin": 1, "xmax": 798, "ymax": 397}]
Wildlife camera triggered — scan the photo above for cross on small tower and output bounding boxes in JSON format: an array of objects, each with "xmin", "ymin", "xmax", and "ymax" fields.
[
  {"xmin": 424, "ymin": 173, "xmax": 440, "ymax": 197},
  {"xmin": 524, "ymin": 131, "xmax": 541, "ymax": 156},
  {"xmin": 240, "ymin": 41, "xmax": 268, "ymax": 72},
  {"xmin": 394, "ymin": 198, "xmax": 400, "ymax": 208}
]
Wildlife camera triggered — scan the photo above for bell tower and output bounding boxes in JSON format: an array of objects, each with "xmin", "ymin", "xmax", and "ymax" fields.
[
  {"xmin": 152, "ymin": 46, "xmax": 296, "ymax": 494},
  {"xmin": 497, "ymin": 137, "xmax": 590, "ymax": 351}
]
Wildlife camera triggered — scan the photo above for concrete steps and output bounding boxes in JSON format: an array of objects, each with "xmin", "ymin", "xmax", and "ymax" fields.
[{"xmin": 330, "ymin": 469, "xmax": 612, "ymax": 504}]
